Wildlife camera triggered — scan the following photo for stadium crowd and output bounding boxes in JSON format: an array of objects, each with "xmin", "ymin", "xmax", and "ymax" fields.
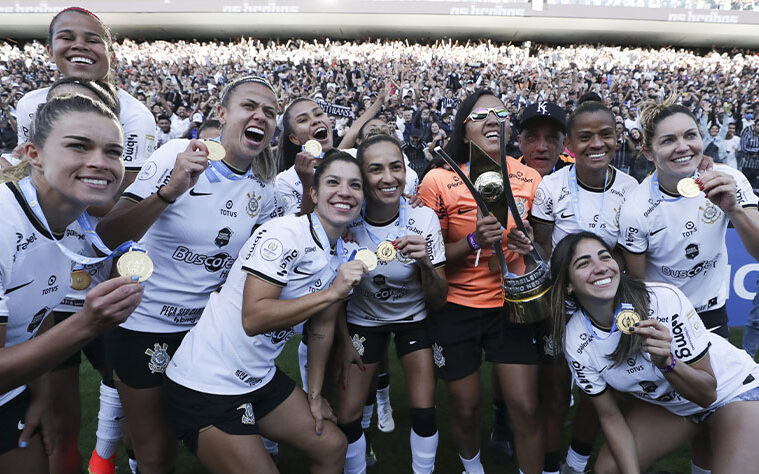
[
  {"xmin": 2, "ymin": 37, "xmax": 759, "ymax": 185},
  {"xmin": 1, "ymin": 7, "xmax": 759, "ymax": 474}
]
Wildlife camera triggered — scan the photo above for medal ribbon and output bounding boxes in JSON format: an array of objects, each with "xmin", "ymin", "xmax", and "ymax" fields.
[
  {"xmin": 360, "ymin": 196, "xmax": 408, "ymax": 248},
  {"xmin": 650, "ymin": 170, "xmax": 698, "ymax": 202},
  {"xmin": 310, "ymin": 212, "xmax": 347, "ymax": 272},
  {"xmin": 567, "ymin": 165, "xmax": 609, "ymax": 235},
  {"xmin": 582, "ymin": 302, "xmax": 634, "ymax": 341},
  {"xmin": 19, "ymin": 176, "xmax": 141, "ymax": 270},
  {"xmin": 203, "ymin": 136, "xmax": 253, "ymax": 183}
]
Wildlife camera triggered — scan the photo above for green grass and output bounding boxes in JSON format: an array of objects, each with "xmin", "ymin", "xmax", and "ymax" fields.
[{"xmin": 77, "ymin": 328, "xmax": 753, "ymax": 473}]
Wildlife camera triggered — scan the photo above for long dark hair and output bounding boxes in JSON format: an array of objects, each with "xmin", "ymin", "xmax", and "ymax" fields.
[
  {"xmin": 276, "ymin": 98, "xmax": 318, "ymax": 172},
  {"xmin": 549, "ymin": 232, "xmax": 649, "ymax": 366}
]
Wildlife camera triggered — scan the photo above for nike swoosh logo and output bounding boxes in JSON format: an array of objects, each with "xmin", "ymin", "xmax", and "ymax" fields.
[
  {"xmin": 409, "ymin": 340, "xmax": 417, "ymax": 345},
  {"xmin": 457, "ymin": 208, "xmax": 474, "ymax": 214},
  {"xmin": 189, "ymin": 189, "xmax": 212, "ymax": 197},
  {"xmin": 293, "ymin": 266, "xmax": 309, "ymax": 276},
  {"xmin": 560, "ymin": 212, "xmax": 575, "ymax": 219},
  {"xmin": 650, "ymin": 228, "xmax": 666, "ymax": 236},
  {"xmin": 6, "ymin": 281, "xmax": 33, "ymax": 294}
]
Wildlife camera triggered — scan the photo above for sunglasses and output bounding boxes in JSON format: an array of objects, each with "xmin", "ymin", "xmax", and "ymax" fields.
[{"xmin": 465, "ymin": 107, "xmax": 509, "ymax": 123}]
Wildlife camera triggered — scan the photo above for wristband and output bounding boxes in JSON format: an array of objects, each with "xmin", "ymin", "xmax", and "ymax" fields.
[
  {"xmin": 467, "ymin": 232, "xmax": 481, "ymax": 251},
  {"xmin": 156, "ymin": 186, "xmax": 176, "ymax": 205},
  {"xmin": 658, "ymin": 353, "xmax": 676, "ymax": 373}
]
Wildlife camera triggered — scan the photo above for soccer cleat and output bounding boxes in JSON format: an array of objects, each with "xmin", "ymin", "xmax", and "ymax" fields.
[
  {"xmin": 376, "ymin": 402, "xmax": 395, "ymax": 433},
  {"xmin": 88, "ymin": 449, "xmax": 116, "ymax": 474}
]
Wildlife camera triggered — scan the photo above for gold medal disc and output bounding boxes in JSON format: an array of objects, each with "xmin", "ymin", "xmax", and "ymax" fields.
[
  {"xmin": 117, "ymin": 250, "xmax": 154, "ymax": 283},
  {"xmin": 616, "ymin": 309, "xmax": 642, "ymax": 335},
  {"xmin": 303, "ymin": 140, "xmax": 323, "ymax": 158},
  {"xmin": 203, "ymin": 140, "xmax": 226, "ymax": 161},
  {"xmin": 354, "ymin": 248, "xmax": 378, "ymax": 272},
  {"xmin": 676, "ymin": 177, "xmax": 700, "ymax": 198},
  {"xmin": 70, "ymin": 269, "xmax": 92, "ymax": 291},
  {"xmin": 376, "ymin": 241, "xmax": 397, "ymax": 262}
]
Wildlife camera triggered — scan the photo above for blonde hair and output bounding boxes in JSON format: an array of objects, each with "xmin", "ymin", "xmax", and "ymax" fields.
[
  {"xmin": 638, "ymin": 92, "xmax": 698, "ymax": 149},
  {"xmin": 0, "ymin": 158, "xmax": 30, "ymax": 183}
]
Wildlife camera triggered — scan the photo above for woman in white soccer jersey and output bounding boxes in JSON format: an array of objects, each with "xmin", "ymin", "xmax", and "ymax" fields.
[
  {"xmin": 617, "ymin": 96, "xmax": 759, "ymax": 338},
  {"xmin": 164, "ymin": 152, "xmax": 366, "ymax": 473},
  {"xmin": 16, "ymin": 9, "xmax": 154, "ymax": 470},
  {"xmin": 336, "ymin": 135, "xmax": 447, "ymax": 474},
  {"xmin": 550, "ymin": 232, "xmax": 759, "ymax": 473},
  {"xmin": 96, "ymin": 76, "xmax": 280, "ymax": 474},
  {"xmin": 0, "ymin": 95, "xmax": 142, "ymax": 473},
  {"xmin": 510, "ymin": 99, "xmax": 639, "ymax": 474}
]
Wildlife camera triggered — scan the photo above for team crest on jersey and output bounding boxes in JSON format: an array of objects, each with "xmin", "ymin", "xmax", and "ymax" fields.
[
  {"xmin": 237, "ymin": 403, "xmax": 256, "ymax": 425},
  {"xmin": 145, "ymin": 343, "xmax": 170, "ymax": 374},
  {"xmin": 260, "ymin": 239, "xmax": 283, "ymax": 261},
  {"xmin": 246, "ymin": 192, "xmax": 262, "ymax": 218},
  {"xmin": 533, "ymin": 188, "xmax": 545, "ymax": 206},
  {"xmin": 397, "ymin": 250, "xmax": 414, "ymax": 265},
  {"xmin": 432, "ymin": 343, "xmax": 446, "ymax": 367},
  {"xmin": 138, "ymin": 162, "xmax": 158, "ymax": 181},
  {"xmin": 515, "ymin": 197, "xmax": 528, "ymax": 219},
  {"xmin": 612, "ymin": 206, "xmax": 621, "ymax": 229},
  {"xmin": 699, "ymin": 202, "xmax": 720, "ymax": 224},
  {"xmin": 351, "ymin": 334, "xmax": 366, "ymax": 356},
  {"xmin": 215, "ymin": 227, "xmax": 232, "ymax": 247}
]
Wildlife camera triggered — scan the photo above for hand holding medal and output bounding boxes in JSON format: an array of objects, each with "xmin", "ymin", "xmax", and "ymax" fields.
[{"xmin": 203, "ymin": 139, "xmax": 226, "ymax": 161}]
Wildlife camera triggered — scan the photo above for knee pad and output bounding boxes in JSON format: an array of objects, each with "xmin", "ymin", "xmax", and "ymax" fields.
[
  {"xmin": 410, "ymin": 407, "xmax": 436, "ymax": 437},
  {"xmin": 338, "ymin": 418, "xmax": 364, "ymax": 443}
]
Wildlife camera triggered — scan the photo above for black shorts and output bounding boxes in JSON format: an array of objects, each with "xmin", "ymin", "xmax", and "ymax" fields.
[
  {"xmin": 104, "ymin": 327, "xmax": 187, "ymax": 389},
  {"xmin": 163, "ymin": 368, "xmax": 295, "ymax": 453},
  {"xmin": 698, "ymin": 305, "xmax": 729, "ymax": 339},
  {"xmin": 52, "ymin": 311, "xmax": 111, "ymax": 377},
  {"xmin": 426, "ymin": 302, "xmax": 539, "ymax": 381},
  {"xmin": 347, "ymin": 319, "xmax": 431, "ymax": 364},
  {"xmin": 0, "ymin": 390, "xmax": 29, "ymax": 455}
]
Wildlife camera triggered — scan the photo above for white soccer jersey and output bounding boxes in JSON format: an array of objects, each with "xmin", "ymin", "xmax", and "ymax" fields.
[
  {"xmin": 617, "ymin": 165, "xmax": 758, "ymax": 311},
  {"xmin": 120, "ymin": 139, "xmax": 279, "ymax": 333},
  {"xmin": 0, "ymin": 182, "xmax": 89, "ymax": 406},
  {"xmin": 167, "ymin": 214, "xmax": 339, "ymax": 395},
  {"xmin": 564, "ymin": 282, "xmax": 759, "ymax": 416},
  {"xmin": 531, "ymin": 166, "xmax": 638, "ymax": 249},
  {"xmin": 344, "ymin": 205, "xmax": 445, "ymax": 327},
  {"xmin": 16, "ymin": 88, "xmax": 156, "ymax": 171}
]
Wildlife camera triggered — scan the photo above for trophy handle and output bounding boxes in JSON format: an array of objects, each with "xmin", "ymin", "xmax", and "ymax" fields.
[
  {"xmin": 432, "ymin": 147, "xmax": 510, "ymax": 281},
  {"xmin": 497, "ymin": 121, "xmax": 546, "ymax": 265}
]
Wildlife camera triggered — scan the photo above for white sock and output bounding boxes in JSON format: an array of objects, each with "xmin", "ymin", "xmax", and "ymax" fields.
[
  {"xmin": 361, "ymin": 403, "xmax": 374, "ymax": 430},
  {"xmin": 94, "ymin": 382, "xmax": 123, "ymax": 459},
  {"xmin": 344, "ymin": 433, "xmax": 367, "ymax": 474},
  {"xmin": 298, "ymin": 340, "xmax": 309, "ymax": 392},
  {"xmin": 566, "ymin": 446, "xmax": 590, "ymax": 472},
  {"xmin": 377, "ymin": 386, "xmax": 391, "ymax": 405},
  {"xmin": 459, "ymin": 451, "xmax": 484, "ymax": 474},
  {"xmin": 691, "ymin": 463, "xmax": 711, "ymax": 474},
  {"xmin": 262, "ymin": 437, "xmax": 279, "ymax": 456},
  {"xmin": 410, "ymin": 429, "xmax": 438, "ymax": 474},
  {"xmin": 128, "ymin": 456, "xmax": 138, "ymax": 474}
]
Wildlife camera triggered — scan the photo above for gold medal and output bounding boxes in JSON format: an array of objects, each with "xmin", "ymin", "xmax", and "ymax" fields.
[
  {"xmin": 616, "ymin": 309, "xmax": 642, "ymax": 335},
  {"xmin": 203, "ymin": 140, "xmax": 226, "ymax": 161},
  {"xmin": 70, "ymin": 269, "xmax": 92, "ymax": 291},
  {"xmin": 354, "ymin": 248, "xmax": 378, "ymax": 272},
  {"xmin": 376, "ymin": 241, "xmax": 396, "ymax": 262},
  {"xmin": 676, "ymin": 177, "xmax": 700, "ymax": 198},
  {"xmin": 117, "ymin": 250, "xmax": 154, "ymax": 282},
  {"xmin": 303, "ymin": 139, "xmax": 323, "ymax": 157}
]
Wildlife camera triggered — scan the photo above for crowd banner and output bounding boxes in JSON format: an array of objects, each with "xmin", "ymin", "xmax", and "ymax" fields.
[
  {"xmin": 315, "ymin": 100, "xmax": 355, "ymax": 119},
  {"xmin": 727, "ymin": 228, "xmax": 759, "ymax": 327}
]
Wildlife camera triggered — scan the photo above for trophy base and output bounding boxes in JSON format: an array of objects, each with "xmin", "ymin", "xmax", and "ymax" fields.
[{"xmin": 503, "ymin": 263, "xmax": 551, "ymax": 324}]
